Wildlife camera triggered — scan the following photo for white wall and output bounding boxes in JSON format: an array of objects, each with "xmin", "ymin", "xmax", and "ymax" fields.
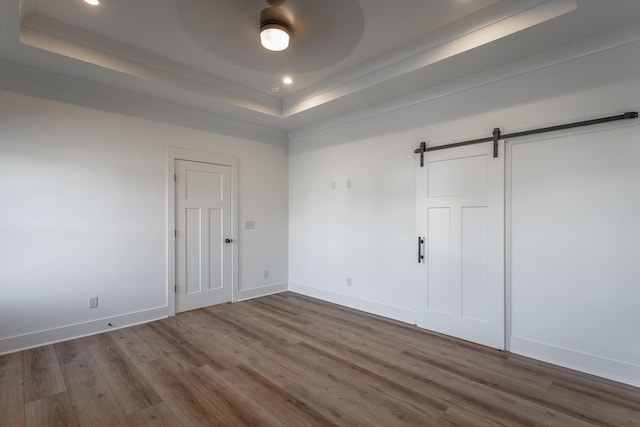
[
  {"xmin": 289, "ymin": 131, "xmax": 419, "ymax": 322},
  {"xmin": 289, "ymin": 32, "xmax": 640, "ymax": 386},
  {"xmin": 509, "ymin": 125, "xmax": 640, "ymax": 385},
  {"xmin": 0, "ymin": 91, "xmax": 288, "ymax": 353}
]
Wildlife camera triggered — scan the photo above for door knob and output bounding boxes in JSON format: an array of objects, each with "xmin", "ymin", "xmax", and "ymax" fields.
[{"xmin": 225, "ymin": 238, "xmax": 233, "ymax": 243}]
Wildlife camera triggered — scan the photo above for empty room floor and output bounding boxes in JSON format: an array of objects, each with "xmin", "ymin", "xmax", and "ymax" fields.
[{"xmin": 1, "ymin": 292, "xmax": 639, "ymax": 426}]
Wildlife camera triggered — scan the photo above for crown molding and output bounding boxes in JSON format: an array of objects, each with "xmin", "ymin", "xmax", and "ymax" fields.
[
  {"xmin": 20, "ymin": 14, "xmax": 283, "ymax": 117},
  {"xmin": 282, "ymin": 0, "xmax": 576, "ymax": 117},
  {"xmin": 289, "ymin": 22, "xmax": 640, "ymax": 140},
  {"xmin": 0, "ymin": 58, "xmax": 289, "ymax": 146}
]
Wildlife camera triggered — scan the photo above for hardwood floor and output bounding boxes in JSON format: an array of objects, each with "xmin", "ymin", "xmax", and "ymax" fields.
[{"xmin": 1, "ymin": 292, "xmax": 639, "ymax": 426}]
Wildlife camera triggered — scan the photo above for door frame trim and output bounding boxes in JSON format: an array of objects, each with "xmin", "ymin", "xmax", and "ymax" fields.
[{"xmin": 166, "ymin": 146, "xmax": 239, "ymax": 316}]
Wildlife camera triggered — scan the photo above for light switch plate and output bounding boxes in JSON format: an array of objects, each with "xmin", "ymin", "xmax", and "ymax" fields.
[{"xmin": 88, "ymin": 296, "xmax": 98, "ymax": 309}]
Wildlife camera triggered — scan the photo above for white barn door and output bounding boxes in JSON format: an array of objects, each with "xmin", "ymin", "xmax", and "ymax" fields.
[
  {"xmin": 416, "ymin": 141, "xmax": 505, "ymax": 349},
  {"xmin": 175, "ymin": 159, "xmax": 232, "ymax": 313}
]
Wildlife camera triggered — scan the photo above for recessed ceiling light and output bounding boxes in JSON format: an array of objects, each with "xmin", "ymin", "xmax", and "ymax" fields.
[
  {"xmin": 282, "ymin": 77, "xmax": 293, "ymax": 85},
  {"xmin": 85, "ymin": 0, "xmax": 100, "ymax": 5}
]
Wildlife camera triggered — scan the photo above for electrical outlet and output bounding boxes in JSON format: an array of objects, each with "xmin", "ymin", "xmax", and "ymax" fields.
[
  {"xmin": 347, "ymin": 278, "xmax": 352, "ymax": 287},
  {"xmin": 88, "ymin": 296, "xmax": 98, "ymax": 309},
  {"xmin": 264, "ymin": 270, "xmax": 270, "ymax": 279}
]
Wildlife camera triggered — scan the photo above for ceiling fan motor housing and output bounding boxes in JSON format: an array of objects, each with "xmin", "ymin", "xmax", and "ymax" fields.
[{"xmin": 260, "ymin": 6, "xmax": 292, "ymax": 34}]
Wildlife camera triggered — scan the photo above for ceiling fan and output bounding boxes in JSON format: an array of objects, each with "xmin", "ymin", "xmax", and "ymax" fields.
[
  {"xmin": 176, "ymin": 0, "xmax": 363, "ymax": 73},
  {"xmin": 259, "ymin": 0, "xmax": 293, "ymax": 52}
]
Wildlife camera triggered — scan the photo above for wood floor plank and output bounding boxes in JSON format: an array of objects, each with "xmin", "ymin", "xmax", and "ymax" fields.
[
  {"xmin": 245, "ymin": 297, "xmax": 313, "ymax": 325},
  {"xmin": 405, "ymin": 341, "xmax": 553, "ymax": 392},
  {"xmin": 126, "ymin": 402, "xmax": 185, "ymax": 427},
  {"xmin": 128, "ymin": 322, "xmax": 193, "ymax": 367},
  {"xmin": 53, "ymin": 337, "xmax": 94, "ymax": 366},
  {"xmin": 251, "ymin": 338, "xmax": 450, "ymax": 424},
  {"xmin": 507, "ymin": 353, "xmax": 640, "ymax": 409},
  {"xmin": 167, "ymin": 313, "xmax": 246, "ymax": 372},
  {"xmin": 283, "ymin": 379, "xmax": 382, "ymax": 427},
  {"xmin": 187, "ymin": 364, "xmax": 278, "ymax": 426},
  {"xmin": 240, "ymin": 323, "xmax": 391, "ymax": 416},
  {"xmin": 71, "ymin": 391, "xmax": 127, "ymax": 427},
  {"xmin": 4, "ymin": 291, "xmax": 640, "ymax": 426},
  {"xmin": 250, "ymin": 339, "xmax": 384, "ymax": 412},
  {"xmin": 136, "ymin": 356, "xmax": 221, "ymax": 427},
  {"xmin": 545, "ymin": 382, "xmax": 640, "ymax": 426},
  {"xmin": 283, "ymin": 292, "xmax": 502, "ymax": 359},
  {"xmin": 222, "ymin": 340, "xmax": 297, "ymax": 388},
  {"xmin": 308, "ymin": 332, "xmax": 594, "ymax": 426},
  {"xmin": 196, "ymin": 364, "xmax": 289, "ymax": 426},
  {"xmin": 138, "ymin": 356, "xmax": 280, "ymax": 426},
  {"xmin": 207, "ymin": 305, "xmax": 301, "ymax": 348},
  {"xmin": 220, "ymin": 364, "xmax": 339, "ymax": 427},
  {"xmin": 57, "ymin": 352, "xmax": 129, "ymax": 425},
  {"xmin": 22, "ymin": 346, "xmax": 66, "ymax": 403},
  {"xmin": 197, "ymin": 307, "xmax": 265, "ymax": 345},
  {"xmin": 295, "ymin": 340, "xmax": 458, "ymax": 419},
  {"xmin": 24, "ymin": 392, "xmax": 77, "ymax": 427},
  {"xmin": 404, "ymin": 346, "xmax": 640, "ymax": 426},
  {"xmin": 137, "ymin": 318, "xmax": 222, "ymax": 368},
  {"xmin": 369, "ymin": 399, "xmax": 446, "ymax": 427},
  {"xmin": 110, "ymin": 327, "xmax": 160, "ymax": 366},
  {"xmin": 0, "ymin": 352, "xmax": 25, "ymax": 427},
  {"xmin": 249, "ymin": 303, "xmax": 593, "ymax": 426},
  {"xmin": 440, "ymin": 405, "xmax": 526, "ymax": 427},
  {"xmin": 88, "ymin": 334, "xmax": 161, "ymax": 415}
]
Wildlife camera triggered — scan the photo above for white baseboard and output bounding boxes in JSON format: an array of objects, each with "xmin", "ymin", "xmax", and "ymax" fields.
[
  {"xmin": 510, "ymin": 336, "xmax": 640, "ymax": 388},
  {"xmin": 0, "ymin": 306, "xmax": 169, "ymax": 355},
  {"xmin": 289, "ymin": 282, "xmax": 416, "ymax": 325},
  {"xmin": 1, "ymin": 282, "xmax": 288, "ymax": 355},
  {"xmin": 236, "ymin": 282, "xmax": 288, "ymax": 302}
]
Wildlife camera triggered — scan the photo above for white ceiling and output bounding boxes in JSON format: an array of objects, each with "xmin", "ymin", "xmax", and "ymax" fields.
[{"xmin": 1, "ymin": 0, "xmax": 640, "ymax": 135}]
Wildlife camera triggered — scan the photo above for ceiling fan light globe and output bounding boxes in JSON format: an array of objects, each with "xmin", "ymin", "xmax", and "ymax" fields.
[{"xmin": 260, "ymin": 25, "xmax": 290, "ymax": 51}]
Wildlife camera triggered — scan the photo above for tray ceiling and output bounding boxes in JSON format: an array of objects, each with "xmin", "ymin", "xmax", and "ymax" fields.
[{"xmin": 1, "ymin": 0, "xmax": 640, "ymax": 134}]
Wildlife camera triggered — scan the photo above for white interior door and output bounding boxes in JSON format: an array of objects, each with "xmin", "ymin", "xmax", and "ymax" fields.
[
  {"xmin": 175, "ymin": 159, "xmax": 232, "ymax": 312},
  {"xmin": 416, "ymin": 141, "xmax": 505, "ymax": 349}
]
